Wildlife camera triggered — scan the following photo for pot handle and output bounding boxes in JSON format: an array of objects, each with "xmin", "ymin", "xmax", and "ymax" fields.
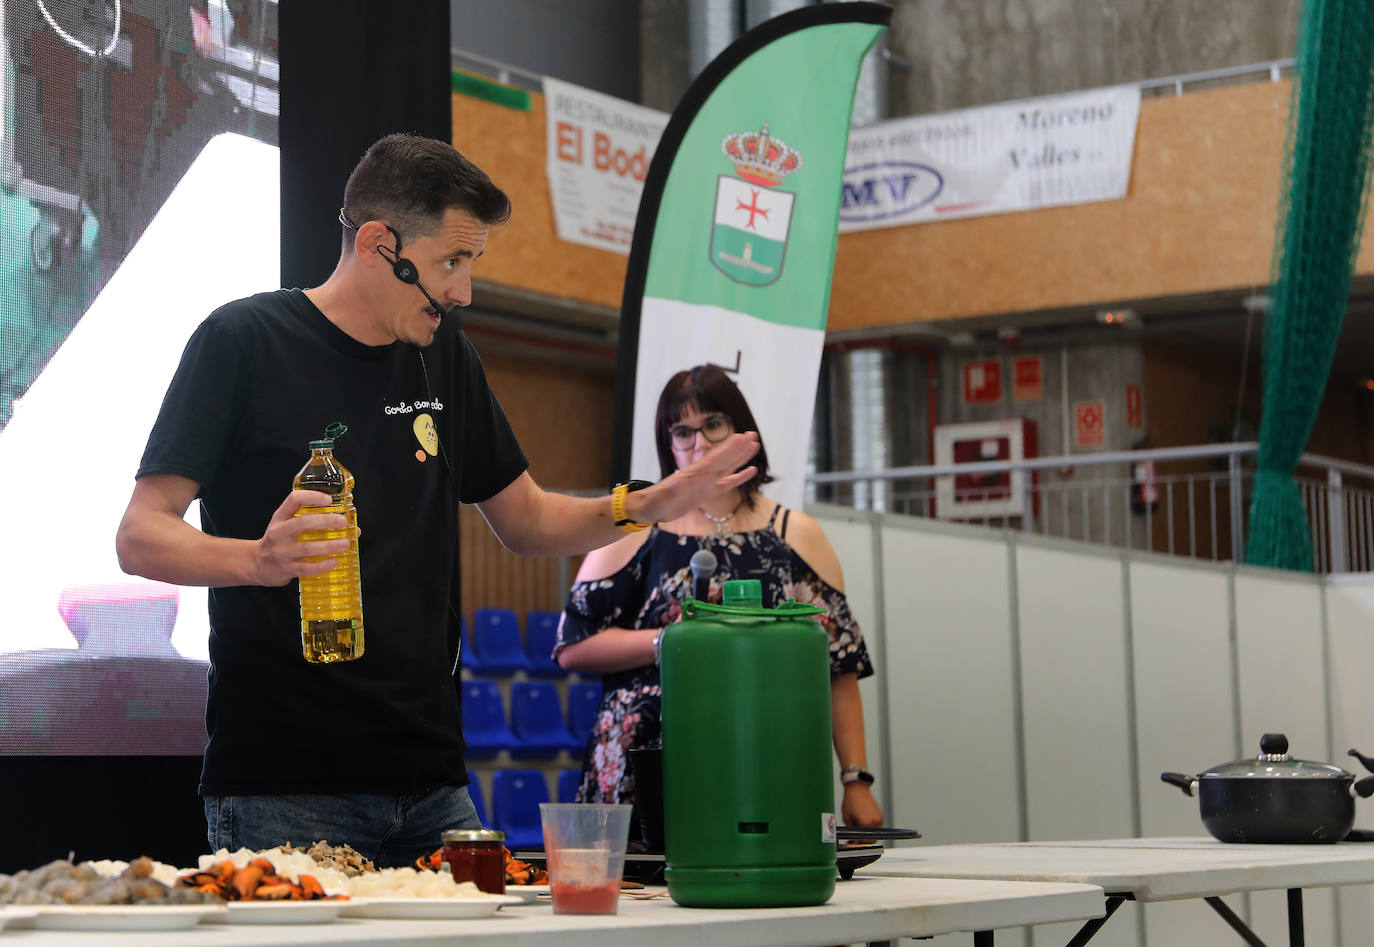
[
  {"xmin": 1353, "ymin": 775, "xmax": 1374, "ymax": 799},
  {"xmin": 1161, "ymin": 772, "xmax": 1197, "ymax": 797},
  {"xmin": 1350, "ymin": 748, "xmax": 1374, "ymax": 775}
]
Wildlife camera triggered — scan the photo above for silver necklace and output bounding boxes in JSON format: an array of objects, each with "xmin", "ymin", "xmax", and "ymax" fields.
[{"xmin": 700, "ymin": 499, "xmax": 743, "ymax": 539}]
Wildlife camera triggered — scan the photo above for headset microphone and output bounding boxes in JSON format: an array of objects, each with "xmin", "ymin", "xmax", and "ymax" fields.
[
  {"xmin": 379, "ymin": 243, "xmax": 453, "ymax": 322},
  {"xmin": 376, "ymin": 227, "xmax": 461, "ymax": 330},
  {"xmin": 337, "ymin": 210, "xmax": 462, "ymax": 331}
]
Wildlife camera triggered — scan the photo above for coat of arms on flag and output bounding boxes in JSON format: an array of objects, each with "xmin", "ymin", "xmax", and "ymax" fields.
[{"xmin": 710, "ymin": 123, "xmax": 801, "ymax": 286}]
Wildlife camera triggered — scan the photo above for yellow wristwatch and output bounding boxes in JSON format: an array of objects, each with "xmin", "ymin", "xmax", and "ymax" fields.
[{"xmin": 611, "ymin": 480, "xmax": 653, "ymax": 533}]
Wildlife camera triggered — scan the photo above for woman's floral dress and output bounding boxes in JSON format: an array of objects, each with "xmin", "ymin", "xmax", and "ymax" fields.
[{"xmin": 554, "ymin": 505, "xmax": 873, "ymax": 810}]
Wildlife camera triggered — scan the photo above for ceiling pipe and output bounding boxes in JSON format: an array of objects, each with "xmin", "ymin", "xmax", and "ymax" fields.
[{"xmin": 824, "ymin": 337, "xmax": 940, "ymax": 479}]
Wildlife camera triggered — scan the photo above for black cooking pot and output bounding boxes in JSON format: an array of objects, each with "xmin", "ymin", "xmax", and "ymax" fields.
[{"xmin": 1162, "ymin": 733, "xmax": 1374, "ymax": 843}]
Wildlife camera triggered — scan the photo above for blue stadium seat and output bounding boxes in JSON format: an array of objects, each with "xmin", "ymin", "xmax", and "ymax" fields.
[
  {"xmin": 465, "ymin": 770, "xmax": 488, "ymax": 826},
  {"xmin": 557, "ymin": 768, "xmax": 582, "ymax": 804},
  {"xmin": 508, "ymin": 681, "xmax": 582, "ymax": 757},
  {"xmin": 523, "ymin": 611, "xmax": 567, "ymax": 678},
  {"xmin": 566, "ymin": 680, "xmax": 604, "ymax": 745},
  {"xmin": 461, "ymin": 680, "xmax": 516, "ymax": 759},
  {"xmin": 491, "ymin": 769, "xmax": 549, "ymax": 851},
  {"xmin": 471, "ymin": 607, "xmax": 530, "ymax": 675},
  {"xmin": 460, "ymin": 615, "xmax": 495, "ymax": 675}
]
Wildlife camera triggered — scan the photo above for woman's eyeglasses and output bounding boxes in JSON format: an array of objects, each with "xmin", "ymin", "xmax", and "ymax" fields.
[{"xmin": 669, "ymin": 414, "xmax": 733, "ymax": 449}]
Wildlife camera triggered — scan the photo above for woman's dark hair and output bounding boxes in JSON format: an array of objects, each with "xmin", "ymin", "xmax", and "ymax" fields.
[
  {"xmin": 341, "ymin": 134, "xmax": 511, "ymax": 249},
  {"xmin": 655, "ymin": 364, "xmax": 773, "ymax": 508}
]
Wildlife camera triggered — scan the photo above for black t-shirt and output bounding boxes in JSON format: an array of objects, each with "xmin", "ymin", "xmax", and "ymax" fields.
[{"xmin": 137, "ymin": 289, "xmax": 528, "ymax": 794}]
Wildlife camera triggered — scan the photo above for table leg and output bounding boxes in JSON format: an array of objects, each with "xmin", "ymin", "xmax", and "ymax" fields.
[
  {"xmin": 1287, "ymin": 888, "xmax": 1303, "ymax": 947},
  {"xmin": 1064, "ymin": 894, "xmax": 1126, "ymax": 947},
  {"xmin": 1203, "ymin": 896, "xmax": 1268, "ymax": 947}
]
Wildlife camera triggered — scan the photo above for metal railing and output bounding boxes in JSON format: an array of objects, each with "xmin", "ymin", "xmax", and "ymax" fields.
[{"xmin": 807, "ymin": 443, "xmax": 1374, "ymax": 574}]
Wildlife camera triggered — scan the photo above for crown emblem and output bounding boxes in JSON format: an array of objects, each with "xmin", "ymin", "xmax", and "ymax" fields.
[{"xmin": 721, "ymin": 123, "xmax": 802, "ymax": 187}]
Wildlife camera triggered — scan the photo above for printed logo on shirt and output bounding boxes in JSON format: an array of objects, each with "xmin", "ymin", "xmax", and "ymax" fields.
[
  {"xmin": 383, "ymin": 399, "xmax": 444, "ymax": 462},
  {"xmin": 384, "ymin": 398, "xmax": 444, "ymax": 416},
  {"xmin": 412, "ymin": 413, "xmax": 439, "ymax": 461}
]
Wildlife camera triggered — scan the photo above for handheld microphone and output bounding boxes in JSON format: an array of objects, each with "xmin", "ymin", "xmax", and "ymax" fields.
[{"xmin": 689, "ymin": 548, "xmax": 717, "ymax": 603}]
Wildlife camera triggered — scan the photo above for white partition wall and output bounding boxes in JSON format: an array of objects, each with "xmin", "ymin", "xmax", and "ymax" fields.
[
  {"xmin": 876, "ymin": 519, "xmax": 1022, "ymax": 848},
  {"xmin": 1016, "ymin": 542, "xmax": 1135, "ymax": 844},
  {"xmin": 805, "ymin": 507, "xmax": 1374, "ymax": 945},
  {"xmin": 1130, "ymin": 558, "xmax": 1236, "ymax": 832},
  {"xmin": 1129, "ymin": 558, "xmax": 1241, "ymax": 946},
  {"xmin": 1015, "ymin": 541, "xmax": 1140, "ymax": 947},
  {"xmin": 1234, "ymin": 571, "xmax": 1336, "ymax": 947},
  {"xmin": 1323, "ymin": 576, "xmax": 1374, "ymax": 944},
  {"xmin": 807, "ymin": 505, "xmax": 887, "ymax": 817},
  {"xmin": 877, "ymin": 518, "xmax": 1026, "ymax": 947}
]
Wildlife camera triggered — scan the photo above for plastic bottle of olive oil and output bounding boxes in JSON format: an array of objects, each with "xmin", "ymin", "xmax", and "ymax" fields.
[{"xmin": 293, "ymin": 422, "xmax": 363, "ymax": 663}]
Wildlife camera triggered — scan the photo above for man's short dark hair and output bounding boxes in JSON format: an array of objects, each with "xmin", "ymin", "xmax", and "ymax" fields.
[{"xmin": 341, "ymin": 134, "xmax": 511, "ymax": 248}]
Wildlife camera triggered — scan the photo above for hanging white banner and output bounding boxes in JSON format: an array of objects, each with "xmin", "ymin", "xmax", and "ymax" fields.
[
  {"xmin": 839, "ymin": 85, "xmax": 1141, "ymax": 232},
  {"xmin": 542, "ymin": 77, "xmax": 668, "ymax": 254}
]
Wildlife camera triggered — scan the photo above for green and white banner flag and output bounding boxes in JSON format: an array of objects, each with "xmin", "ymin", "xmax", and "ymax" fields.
[{"xmin": 612, "ymin": 3, "xmax": 890, "ymax": 508}]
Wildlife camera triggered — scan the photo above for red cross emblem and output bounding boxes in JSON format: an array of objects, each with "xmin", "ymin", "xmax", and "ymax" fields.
[{"xmin": 735, "ymin": 189, "xmax": 771, "ymax": 230}]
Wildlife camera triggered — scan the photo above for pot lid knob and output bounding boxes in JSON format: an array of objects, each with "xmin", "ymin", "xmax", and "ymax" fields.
[{"xmin": 1259, "ymin": 732, "xmax": 1290, "ymax": 760}]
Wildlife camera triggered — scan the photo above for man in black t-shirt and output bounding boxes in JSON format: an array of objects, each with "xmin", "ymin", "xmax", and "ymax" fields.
[{"xmin": 115, "ymin": 135, "xmax": 760, "ymax": 867}]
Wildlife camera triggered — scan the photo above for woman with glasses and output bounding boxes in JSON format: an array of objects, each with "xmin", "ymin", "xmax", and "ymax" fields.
[{"xmin": 554, "ymin": 364, "xmax": 884, "ymax": 829}]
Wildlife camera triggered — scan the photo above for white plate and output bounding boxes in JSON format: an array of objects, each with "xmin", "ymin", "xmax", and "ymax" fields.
[
  {"xmin": 200, "ymin": 900, "xmax": 344, "ymax": 925},
  {"xmin": 33, "ymin": 904, "xmax": 224, "ymax": 931},
  {"xmin": 0, "ymin": 907, "xmax": 40, "ymax": 930},
  {"xmin": 502, "ymin": 884, "xmax": 550, "ymax": 904},
  {"xmin": 339, "ymin": 895, "xmax": 522, "ymax": 919}
]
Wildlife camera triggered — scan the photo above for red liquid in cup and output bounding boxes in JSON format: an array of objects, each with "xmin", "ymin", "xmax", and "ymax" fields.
[{"xmin": 551, "ymin": 882, "xmax": 621, "ymax": 914}]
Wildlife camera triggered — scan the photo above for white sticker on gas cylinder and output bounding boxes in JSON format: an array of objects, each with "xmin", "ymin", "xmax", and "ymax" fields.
[{"xmin": 822, "ymin": 812, "xmax": 837, "ymax": 844}]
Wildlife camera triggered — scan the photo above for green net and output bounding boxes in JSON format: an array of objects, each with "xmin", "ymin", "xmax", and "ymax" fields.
[{"xmin": 1246, "ymin": 0, "xmax": 1374, "ymax": 571}]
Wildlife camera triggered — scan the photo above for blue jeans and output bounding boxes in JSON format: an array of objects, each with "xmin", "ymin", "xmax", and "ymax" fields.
[{"xmin": 203, "ymin": 786, "xmax": 482, "ymax": 869}]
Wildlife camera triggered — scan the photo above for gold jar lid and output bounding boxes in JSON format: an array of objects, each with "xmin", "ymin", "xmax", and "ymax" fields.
[{"xmin": 442, "ymin": 829, "xmax": 505, "ymax": 844}]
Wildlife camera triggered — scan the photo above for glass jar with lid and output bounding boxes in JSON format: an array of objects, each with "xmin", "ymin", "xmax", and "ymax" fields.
[{"xmin": 440, "ymin": 828, "xmax": 506, "ymax": 894}]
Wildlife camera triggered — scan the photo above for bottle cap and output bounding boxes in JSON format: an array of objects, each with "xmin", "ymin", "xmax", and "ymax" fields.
[
  {"xmin": 310, "ymin": 421, "xmax": 349, "ymax": 450},
  {"xmin": 722, "ymin": 579, "xmax": 763, "ymax": 607}
]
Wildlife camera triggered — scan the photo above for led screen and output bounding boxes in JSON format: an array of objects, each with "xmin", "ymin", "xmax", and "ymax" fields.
[{"xmin": 0, "ymin": 0, "xmax": 279, "ymax": 753}]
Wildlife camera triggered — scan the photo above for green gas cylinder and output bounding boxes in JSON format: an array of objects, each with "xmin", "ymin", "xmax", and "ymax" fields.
[{"xmin": 659, "ymin": 579, "xmax": 836, "ymax": 907}]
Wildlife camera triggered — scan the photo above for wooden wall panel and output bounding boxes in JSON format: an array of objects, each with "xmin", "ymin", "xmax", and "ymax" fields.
[
  {"xmin": 830, "ymin": 81, "xmax": 1297, "ymax": 328},
  {"xmin": 451, "ymin": 80, "xmax": 628, "ymax": 311},
  {"xmin": 457, "ymin": 349, "xmax": 612, "ymax": 622},
  {"xmin": 451, "ymin": 77, "xmax": 1374, "ymax": 332}
]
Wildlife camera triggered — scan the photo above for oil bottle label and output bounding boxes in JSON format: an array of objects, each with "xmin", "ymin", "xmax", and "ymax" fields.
[{"xmin": 822, "ymin": 813, "xmax": 837, "ymax": 844}]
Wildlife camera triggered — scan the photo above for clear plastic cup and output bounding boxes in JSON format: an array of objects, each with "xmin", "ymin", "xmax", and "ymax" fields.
[{"xmin": 539, "ymin": 802, "xmax": 633, "ymax": 915}]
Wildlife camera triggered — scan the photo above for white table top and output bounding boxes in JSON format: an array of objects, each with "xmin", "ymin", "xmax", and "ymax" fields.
[
  {"xmin": 862, "ymin": 836, "xmax": 1374, "ymax": 902},
  {"xmin": 2, "ymin": 876, "xmax": 1105, "ymax": 946}
]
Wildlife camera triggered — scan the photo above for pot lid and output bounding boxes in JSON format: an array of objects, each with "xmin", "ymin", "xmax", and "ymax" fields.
[{"xmin": 1202, "ymin": 733, "xmax": 1351, "ymax": 779}]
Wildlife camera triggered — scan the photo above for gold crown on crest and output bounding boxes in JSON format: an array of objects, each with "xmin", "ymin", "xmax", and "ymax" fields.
[{"xmin": 721, "ymin": 123, "xmax": 803, "ymax": 187}]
